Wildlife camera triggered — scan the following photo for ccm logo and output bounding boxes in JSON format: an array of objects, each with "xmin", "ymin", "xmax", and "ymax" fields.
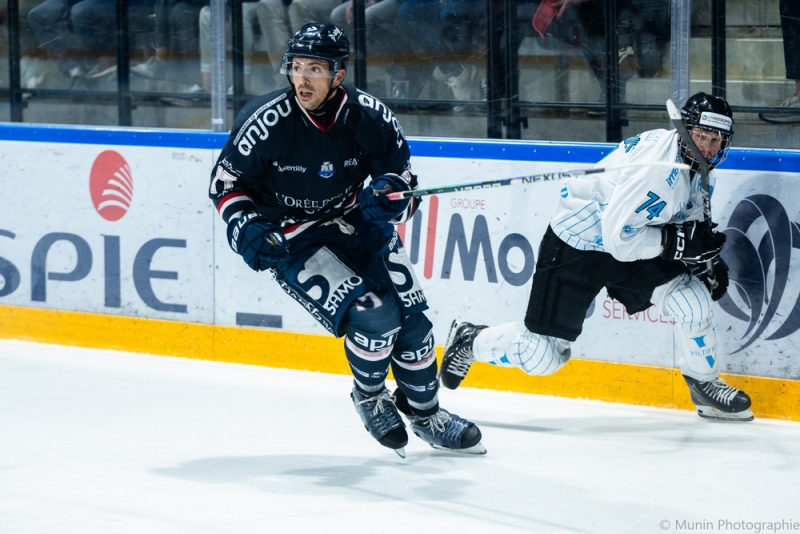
[{"xmin": 90, "ymin": 150, "xmax": 133, "ymax": 221}]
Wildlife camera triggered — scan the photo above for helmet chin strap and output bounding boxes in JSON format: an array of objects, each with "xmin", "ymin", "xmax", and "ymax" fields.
[{"xmin": 312, "ymin": 80, "xmax": 340, "ymax": 113}]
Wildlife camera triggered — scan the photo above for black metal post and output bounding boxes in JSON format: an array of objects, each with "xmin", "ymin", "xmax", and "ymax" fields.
[
  {"xmin": 231, "ymin": 0, "xmax": 246, "ymax": 116},
  {"xmin": 711, "ymin": 0, "xmax": 726, "ymax": 98},
  {"xmin": 487, "ymin": 0, "xmax": 504, "ymax": 138},
  {"xmin": 7, "ymin": 0, "xmax": 24, "ymax": 122},
  {"xmin": 504, "ymin": 0, "xmax": 521, "ymax": 139},
  {"xmin": 116, "ymin": 0, "xmax": 132, "ymax": 126},
  {"xmin": 352, "ymin": 0, "xmax": 367, "ymax": 89},
  {"xmin": 604, "ymin": 0, "xmax": 622, "ymax": 142}
]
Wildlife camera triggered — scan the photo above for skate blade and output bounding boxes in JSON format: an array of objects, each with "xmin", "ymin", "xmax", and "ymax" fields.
[
  {"xmin": 394, "ymin": 447, "xmax": 406, "ymax": 459},
  {"xmin": 429, "ymin": 441, "xmax": 487, "ymax": 455},
  {"xmin": 696, "ymin": 405, "xmax": 754, "ymax": 422}
]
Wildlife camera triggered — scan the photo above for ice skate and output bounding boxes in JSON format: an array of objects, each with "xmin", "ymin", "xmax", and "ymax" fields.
[
  {"xmin": 393, "ymin": 388, "xmax": 487, "ymax": 455},
  {"xmin": 440, "ymin": 320, "xmax": 485, "ymax": 390},
  {"xmin": 351, "ymin": 387, "xmax": 409, "ymax": 457},
  {"xmin": 683, "ymin": 375, "xmax": 754, "ymax": 422}
]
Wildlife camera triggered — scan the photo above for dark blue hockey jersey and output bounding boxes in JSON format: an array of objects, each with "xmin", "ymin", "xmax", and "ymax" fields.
[{"xmin": 209, "ymin": 84, "xmax": 417, "ymax": 241}]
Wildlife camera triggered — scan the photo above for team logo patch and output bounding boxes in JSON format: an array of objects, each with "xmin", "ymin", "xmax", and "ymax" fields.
[
  {"xmin": 699, "ymin": 111, "xmax": 732, "ymax": 131},
  {"xmin": 318, "ymin": 161, "xmax": 335, "ymax": 178}
]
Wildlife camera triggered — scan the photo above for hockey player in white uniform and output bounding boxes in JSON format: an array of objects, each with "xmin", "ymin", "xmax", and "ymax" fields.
[{"xmin": 440, "ymin": 92, "xmax": 754, "ymax": 422}]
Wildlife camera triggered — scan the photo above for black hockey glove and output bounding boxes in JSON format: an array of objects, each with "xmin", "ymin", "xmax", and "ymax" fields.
[
  {"xmin": 227, "ymin": 212, "xmax": 289, "ymax": 271},
  {"xmin": 692, "ymin": 257, "xmax": 729, "ymax": 301},
  {"xmin": 660, "ymin": 221, "xmax": 726, "ymax": 265},
  {"xmin": 358, "ymin": 173, "xmax": 412, "ymax": 223}
]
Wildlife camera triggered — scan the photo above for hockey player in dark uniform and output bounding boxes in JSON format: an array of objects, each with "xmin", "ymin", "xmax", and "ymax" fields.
[
  {"xmin": 440, "ymin": 92, "xmax": 754, "ymax": 422},
  {"xmin": 208, "ymin": 23, "xmax": 486, "ymax": 456}
]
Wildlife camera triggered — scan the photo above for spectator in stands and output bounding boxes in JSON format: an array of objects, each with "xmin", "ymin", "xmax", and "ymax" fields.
[
  {"xmin": 257, "ymin": 0, "xmax": 293, "ymax": 88},
  {"xmin": 330, "ymin": 0, "xmax": 410, "ymax": 98},
  {"xmin": 533, "ymin": 0, "xmax": 669, "ymax": 103},
  {"xmin": 27, "ymin": 0, "xmax": 117, "ymax": 90},
  {"xmin": 1, "ymin": 1, "xmax": 48, "ymax": 89},
  {"xmin": 778, "ymin": 0, "xmax": 800, "ymax": 108},
  {"xmin": 395, "ymin": 0, "xmax": 485, "ymax": 108},
  {"xmin": 131, "ymin": 0, "xmax": 207, "ymax": 82},
  {"xmin": 66, "ymin": 1, "xmax": 176, "ymax": 84},
  {"xmin": 287, "ymin": 0, "xmax": 341, "ymax": 32}
]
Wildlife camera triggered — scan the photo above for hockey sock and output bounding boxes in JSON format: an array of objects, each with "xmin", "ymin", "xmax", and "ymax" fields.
[{"xmin": 660, "ymin": 276, "xmax": 720, "ymax": 382}]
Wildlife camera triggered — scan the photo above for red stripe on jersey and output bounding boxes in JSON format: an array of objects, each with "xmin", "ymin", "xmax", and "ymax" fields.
[
  {"xmin": 217, "ymin": 191, "xmax": 250, "ymax": 215},
  {"xmin": 297, "ymin": 90, "xmax": 348, "ymax": 132}
]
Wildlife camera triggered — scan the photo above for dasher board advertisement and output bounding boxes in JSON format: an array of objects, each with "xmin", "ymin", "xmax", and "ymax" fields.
[{"xmin": 0, "ymin": 125, "xmax": 798, "ymax": 380}]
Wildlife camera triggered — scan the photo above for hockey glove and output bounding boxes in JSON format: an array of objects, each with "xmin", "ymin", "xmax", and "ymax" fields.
[
  {"xmin": 660, "ymin": 221, "xmax": 726, "ymax": 265},
  {"xmin": 227, "ymin": 212, "xmax": 289, "ymax": 271},
  {"xmin": 692, "ymin": 257, "xmax": 730, "ymax": 301},
  {"xmin": 358, "ymin": 173, "xmax": 411, "ymax": 223}
]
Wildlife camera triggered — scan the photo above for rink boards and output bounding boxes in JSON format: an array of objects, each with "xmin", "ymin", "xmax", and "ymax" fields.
[{"xmin": 0, "ymin": 123, "xmax": 799, "ymax": 420}]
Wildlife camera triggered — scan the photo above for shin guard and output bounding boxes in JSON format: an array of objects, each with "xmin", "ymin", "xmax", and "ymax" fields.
[
  {"xmin": 474, "ymin": 322, "xmax": 571, "ymax": 376},
  {"xmin": 390, "ymin": 313, "xmax": 439, "ymax": 417},
  {"xmin": 343, "ymin": 291, "xmax": 402, "ymax": 393},
  {"xmin": 654, "ymin": 275, "xmax": 719, "ymax": 382}
]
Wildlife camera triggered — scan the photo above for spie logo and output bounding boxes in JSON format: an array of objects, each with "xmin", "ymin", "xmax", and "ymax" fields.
[{"xmin": 89, "ymin": 150, "xmax": 133, "ymax": 221}]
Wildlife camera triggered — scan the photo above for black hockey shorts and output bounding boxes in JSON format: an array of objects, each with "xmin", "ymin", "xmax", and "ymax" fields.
[
  {"xmin": 270, "ymin": 212, "xmax": 429, "ymax": 337},
  {"xmin": 524, "ymin": 225, "xmax": 688, "ymax": 342}
]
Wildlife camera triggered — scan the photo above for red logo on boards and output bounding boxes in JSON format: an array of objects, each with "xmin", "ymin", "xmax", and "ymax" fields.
[{"xmin": 89, "ymin": 150, "xmax": 133, "ymax": 221}]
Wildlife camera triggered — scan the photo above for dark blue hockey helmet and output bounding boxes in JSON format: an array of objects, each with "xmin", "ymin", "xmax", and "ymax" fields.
[{"xmin": 281, "ymin": 23, "xmax": 350, "ymax": 76}]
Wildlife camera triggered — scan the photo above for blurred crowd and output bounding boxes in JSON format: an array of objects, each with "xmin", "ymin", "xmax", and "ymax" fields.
[{"xmin": 0, "ymin": 0, "xmax": 795, "ymax": 111}]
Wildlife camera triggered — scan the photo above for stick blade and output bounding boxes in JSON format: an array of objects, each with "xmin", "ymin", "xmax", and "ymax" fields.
[{"xmin": 666, "ymin": 99, "xmax": 682, "ymax": 121}]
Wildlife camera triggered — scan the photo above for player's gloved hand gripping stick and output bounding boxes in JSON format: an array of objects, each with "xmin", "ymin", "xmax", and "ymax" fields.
[
  {"xmin": 379, "ymin": 162, "xmax": 690, "ymax": 201},
  {"xmin": 666, "ymin": 98, "xmax": 718, "ymax": 289},
  {"xmin": 359, "ymin": 173, "xmax": 411, "ymax": 222},
  {"xmin": 228, "ymin": 212, "xmax": 289, "ymax": 271}
]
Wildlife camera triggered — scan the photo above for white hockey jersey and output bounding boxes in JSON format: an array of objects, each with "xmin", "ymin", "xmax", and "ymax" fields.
[{"xmin": 549, "ymin": 129, "xmax": 713, "ymax": 262}]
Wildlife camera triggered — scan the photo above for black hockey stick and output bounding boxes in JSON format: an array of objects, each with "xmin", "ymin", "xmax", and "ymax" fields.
[
  {"xmin": 382, "ymin": 162, "xmax": 689, "ymax": 201},
  {"xmin": 666, "ymin": 98, "xmax": 717, "ymax": 288}
]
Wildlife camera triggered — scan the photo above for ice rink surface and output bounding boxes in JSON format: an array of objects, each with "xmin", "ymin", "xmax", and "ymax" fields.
[{"xmin": 2, "ymin": 339, "xmax": 799, "ymax": 534}]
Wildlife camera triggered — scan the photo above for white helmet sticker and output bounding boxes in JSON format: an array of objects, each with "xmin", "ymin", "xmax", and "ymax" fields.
[{"xmin": 699, "ymin": 111, "xmax": 733, "ymax": 131}]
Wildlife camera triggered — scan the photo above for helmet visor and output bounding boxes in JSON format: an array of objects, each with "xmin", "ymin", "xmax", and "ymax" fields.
[{"xmin": 280, "ymin": 56, "xmax": 336, "ymax": 78}]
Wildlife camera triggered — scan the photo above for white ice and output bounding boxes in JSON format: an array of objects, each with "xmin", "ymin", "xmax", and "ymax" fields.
[{"xmin": 1, "ymin": 339, "xmax": 799, "ymax": 534}]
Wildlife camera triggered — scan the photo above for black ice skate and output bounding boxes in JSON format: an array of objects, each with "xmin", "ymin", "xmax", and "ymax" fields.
[
  {"xmin": 351, "ymin": 387, "xmax": 409, "ymax": 457},
  {"xmin": 683, "ymin": 375, "xmax": 754, "ymax": 422},
  {"xmin": 393, "ymin": 388, "xmax": 487, "ymax": 455},
  {"xmin": 440, "ymin": 320, "xmax": 486, "ymax": 390}
]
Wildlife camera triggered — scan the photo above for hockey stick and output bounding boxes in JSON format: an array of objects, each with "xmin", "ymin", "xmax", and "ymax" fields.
[
  {"xmin": 665, "ymin": 98, "xmax": 717, "ymax": 288},
  {"xmin": 382, "ymin": 162, "xmax": 690, "ymax": 201}
]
